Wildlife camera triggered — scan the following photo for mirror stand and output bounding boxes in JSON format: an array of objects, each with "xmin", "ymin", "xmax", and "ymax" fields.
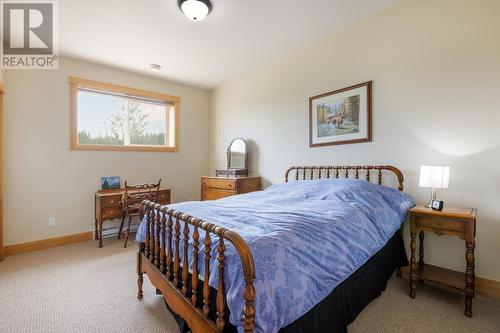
[{"xmin": 216, "ymin": 138, "xmax": 249, "ymax": 177}]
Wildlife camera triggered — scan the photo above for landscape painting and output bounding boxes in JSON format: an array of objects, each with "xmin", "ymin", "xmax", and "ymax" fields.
[
  {"xmin": 309, "ymin": 81, "xmax": 372, "ymax": 147},
  {"xmin": 316, "ymin": 95, "xmax": 360, "ymax": 138}
]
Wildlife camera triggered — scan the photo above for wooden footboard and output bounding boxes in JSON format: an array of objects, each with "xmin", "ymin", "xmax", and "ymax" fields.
[{"xmin": 137, "ymin": 201, "xmax": 256, "ymax": 333}]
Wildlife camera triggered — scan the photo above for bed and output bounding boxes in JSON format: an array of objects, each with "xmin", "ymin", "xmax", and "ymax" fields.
[{"xmin": 135, "ymin": 165, "xmax": 415, "ymax": 333}]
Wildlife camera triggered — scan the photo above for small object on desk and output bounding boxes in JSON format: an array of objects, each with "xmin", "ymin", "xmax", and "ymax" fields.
[
  {"xmin": 419, "ymin": 165, "xmax": 450, "ymax": 208},
  {"xmin": 101, "ymin": 176, "xmax": 121, "ymax": 190},
  {"xmin": 201, "ymin": 176, "xmax": 261, "ymax": 201},
  {"xmin": 409, "ymin": 205, "xmax": 477, "ymax": 317},
  {"xmin": 95, "ymin": 187, "xmax": 170, "ymax": 248}
]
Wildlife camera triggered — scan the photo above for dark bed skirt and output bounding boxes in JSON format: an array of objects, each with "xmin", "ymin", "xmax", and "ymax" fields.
[{"xmin": 164, "ymin": 231, "xmax": 408, "ymax": 333}]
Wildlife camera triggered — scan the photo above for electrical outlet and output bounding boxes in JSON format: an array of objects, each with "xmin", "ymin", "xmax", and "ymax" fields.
[{"xmin": 48, "ymin": 217, "xmax": 56, "ymax": 227}]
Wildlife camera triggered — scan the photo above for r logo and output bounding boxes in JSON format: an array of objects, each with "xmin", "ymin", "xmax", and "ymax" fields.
[{"xmin": 2, "ymin": 2, "xmax": 53, "ymax": 55}]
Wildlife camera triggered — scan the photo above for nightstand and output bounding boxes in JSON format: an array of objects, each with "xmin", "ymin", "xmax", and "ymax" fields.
[{"xmin": 409, "ymin": 205, "xmax": 477, "ymax": 317}]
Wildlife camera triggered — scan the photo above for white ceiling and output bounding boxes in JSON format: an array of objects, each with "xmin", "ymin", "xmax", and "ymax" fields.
[{"xmin": 59, "ymin": 0, "xmax": 398, "ymax": 89}]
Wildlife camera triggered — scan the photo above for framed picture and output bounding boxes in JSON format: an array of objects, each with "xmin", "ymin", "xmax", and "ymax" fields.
[
  {"xmin": 101, "ymin": 176, "xmax": 121, "ymax": 190},
  {"xmin": 309, "ymin": 81, "xmax": 372, "ymax": 147}
]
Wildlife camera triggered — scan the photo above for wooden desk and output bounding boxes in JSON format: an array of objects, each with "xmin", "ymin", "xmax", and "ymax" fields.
[
  {"xmin": 409, "ymin": 205, "xmax": 477, "ymax": 317},
  {"xmin": 95, "ymin": 188, "xmax": 170, "ymax": 247}
]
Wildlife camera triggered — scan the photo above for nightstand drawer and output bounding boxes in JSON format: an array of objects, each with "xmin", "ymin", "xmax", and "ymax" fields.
[
  {"xmin": 415, "ymin": 215, "xmax": 465, "ymax": 233},
  {"xmin": 201, "ymin": 178, "xmax": 236, "ymax": 190}
]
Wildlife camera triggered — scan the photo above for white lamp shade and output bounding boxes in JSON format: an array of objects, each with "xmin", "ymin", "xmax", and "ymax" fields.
[
  {"xmin": 419, "ymin": 165, "xmax": 450, "ymax": 189},
  {"xmin": 180, "ymin": 0, "xmax": 210, "ymax": 21}
]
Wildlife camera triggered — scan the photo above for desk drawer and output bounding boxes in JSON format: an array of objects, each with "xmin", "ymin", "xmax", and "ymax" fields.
[
  {"xmin": 102, "ymin": 208, "xmax": 122, "ymax": 220},
  {"xmin": 157, "ymin": 191, "xmax": 170, "ymax": 204},
  {"xmin": 102, "ymin": 196, "xmax": 121, "ymax": 208},
  {"xmin": 201, "ymin": 178, "xmax": 236, "ymax": 190},
  {"xmin": 416, "ymin": 216, "xmax": 465, "ymax": 233}
]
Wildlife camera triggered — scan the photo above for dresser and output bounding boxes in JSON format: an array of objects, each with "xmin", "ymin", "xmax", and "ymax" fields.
[
  {"xmin": 201, "ymin": 176, "xmax": 261, "ymax": 201},
  {"xmin": 94, "ymin": 188, "xmax": 170, "ymax": 247}
]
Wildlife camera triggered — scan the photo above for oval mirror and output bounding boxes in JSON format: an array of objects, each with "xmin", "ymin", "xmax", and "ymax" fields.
[{"xmin": 227, "ymin": 138, "xmax": 247, "ymax": 169}]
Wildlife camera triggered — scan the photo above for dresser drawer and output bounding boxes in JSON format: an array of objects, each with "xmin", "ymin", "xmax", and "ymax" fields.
[
  {"xmin": 415, "ymin": 216, "xmax": 465, "ymax": 233},
  {"xmin": 102, "ymin": 207, "xmax": 122, "ymax": 220},
  {"xmin": 201, "ymin": 178, "xmax": 236, "ymax": 190},
  {"xmin": 201, "ymin": 188, "xmax": 235, "ymax": 201},
  {"xmin": 102, "ymin": 196, "xmax": 121, "ymax": 208}
]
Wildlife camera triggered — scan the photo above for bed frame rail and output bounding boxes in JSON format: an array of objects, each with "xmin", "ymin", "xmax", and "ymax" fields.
[
  {"xmin": 137, "ymin": 202, "xmax": 256, "ymax": 333},
  {"xmin": 285, "ymin": 165, "xmax": 404, "ymax": 191}
]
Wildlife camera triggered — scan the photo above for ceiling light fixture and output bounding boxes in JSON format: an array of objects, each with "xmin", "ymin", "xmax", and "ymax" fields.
[
  {"xmin": 178, "ymin": 0, "xmax": 212, "ymax": 21},
  {"xmin": 150, "ymin": 64, "xmax": 162, "ymax": 70}
]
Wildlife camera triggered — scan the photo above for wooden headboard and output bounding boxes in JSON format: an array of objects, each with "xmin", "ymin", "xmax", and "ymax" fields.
[{"xmin": 284, "ymin": 165, "xmax": 404, "ymax": 191}]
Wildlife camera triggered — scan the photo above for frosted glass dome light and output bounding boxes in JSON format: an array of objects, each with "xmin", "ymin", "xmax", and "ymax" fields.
[{"xmin": 179, "ymin": 0, "xmax": 212, "ymax": 21}]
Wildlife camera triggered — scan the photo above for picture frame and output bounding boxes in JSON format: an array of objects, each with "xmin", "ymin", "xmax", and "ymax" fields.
[
  {"xmin": 309, "ymin": 81, "xmax": 372, "ymax": 147},
  {"xmin": 101, "ymin": 176, "xmax": 121, "ymax": 190}
]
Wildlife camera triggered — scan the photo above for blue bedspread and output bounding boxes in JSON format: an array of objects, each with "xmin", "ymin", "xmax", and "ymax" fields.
[{"xmin": 136, "ymin": 179, "xmax": 415, "ymax": 333}]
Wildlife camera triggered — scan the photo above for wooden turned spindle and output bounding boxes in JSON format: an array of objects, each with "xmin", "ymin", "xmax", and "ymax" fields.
[
  {"xmin": 181, "ymin": 217, "xmax": 190, "ymax": 296},
  {"xmin": 149, "ymin": 207, "xmax": 155, "ymax": 261},
  {"xmin": 355, "ymin": 167, "xmax": 359, "ymax": 179},
  {"xmin": 166, "ymin": 214, "xmax": 174, "ymax": 280},
  {"xmin": 191, "ymin": 224, "xmax": 200, "ymax": 306},
  {"xmin": 345, "ymin": 167, "xmax": 349, "ymax": 178},
  {"xmin": 335, "ymin": 167, "xmax": 339, "ymax": 178},
  {"xmin": 243, "ymin": 280, "xmax": 256, "ymax": 333},
  {"xmin": 418, "ymin": 231, "xmax": 425, "ymax": 282},
  {"xmin": 159, "ymin": 211, "xmax": 167, "ymax": 273},
  {"xmin": 203, "ymin": 229, "xmax": 212, "ymax": 317},
  {"xmin": 366, "ymin": 167, "xmax": 371, "ymax": 181},
  {"xmin": 409, "ymin": 232, "xmax": 417, "ymax": 298},
  {"xmin": 137, "ymin": 248, "xmax": 144, "ymax": 299},
  {"xmin": 216, "ymin": 234, "xmax": 226, "ymax": 331},
  {"xmin": 144, "ymin": 205, "xmax": 151, "ymax": 259},
  {"xmin": 173, "ymin": 214, "xmax": 181, "ymax": 289},
  {"xmin": 378, "ymin": 169, "xmax": 383, "ymax": 185},
  {"xmin": 154, "ymin": 205, "xmax": 161, "ymax": 268},
  {"xmin": 465, "ymin": 241, "xmax": 475, "ymax": 317}
]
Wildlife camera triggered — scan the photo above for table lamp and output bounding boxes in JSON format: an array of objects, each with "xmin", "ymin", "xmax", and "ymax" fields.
[{"xmin": 419, "ymin": 165, "xmax": 450, "ymax": 208}]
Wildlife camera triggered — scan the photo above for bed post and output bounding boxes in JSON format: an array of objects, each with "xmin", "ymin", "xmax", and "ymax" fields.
[
  {"xmin": 223, "ymin": 229, "xmax": 256, "ymax": 333},
  {"xmin": 137, "ymin": 201, "xmax": 147, "ymax": 299},
  {"xmin": 137, "ymin": 243, "xmax": 144, "ymax": 299}
]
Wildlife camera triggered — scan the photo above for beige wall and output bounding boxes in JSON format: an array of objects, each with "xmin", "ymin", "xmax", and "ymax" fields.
[
  {"xmin": 4, "ymin": 57, "xmax": 210, "ymax": 245},
  {"xmin": 210, "ymin": 0, "xmax": 500, "ymax": 281}
]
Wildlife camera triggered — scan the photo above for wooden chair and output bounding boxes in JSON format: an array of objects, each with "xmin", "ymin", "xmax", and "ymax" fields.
[{"xmin": 119, "ymin": 180, "xmax": 161, "ymax": 248}]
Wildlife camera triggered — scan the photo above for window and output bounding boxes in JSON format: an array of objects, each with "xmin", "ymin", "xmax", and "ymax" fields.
[{"xmin": 69, "ymin": 77, "xmax": 179, "ymax": 152}]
